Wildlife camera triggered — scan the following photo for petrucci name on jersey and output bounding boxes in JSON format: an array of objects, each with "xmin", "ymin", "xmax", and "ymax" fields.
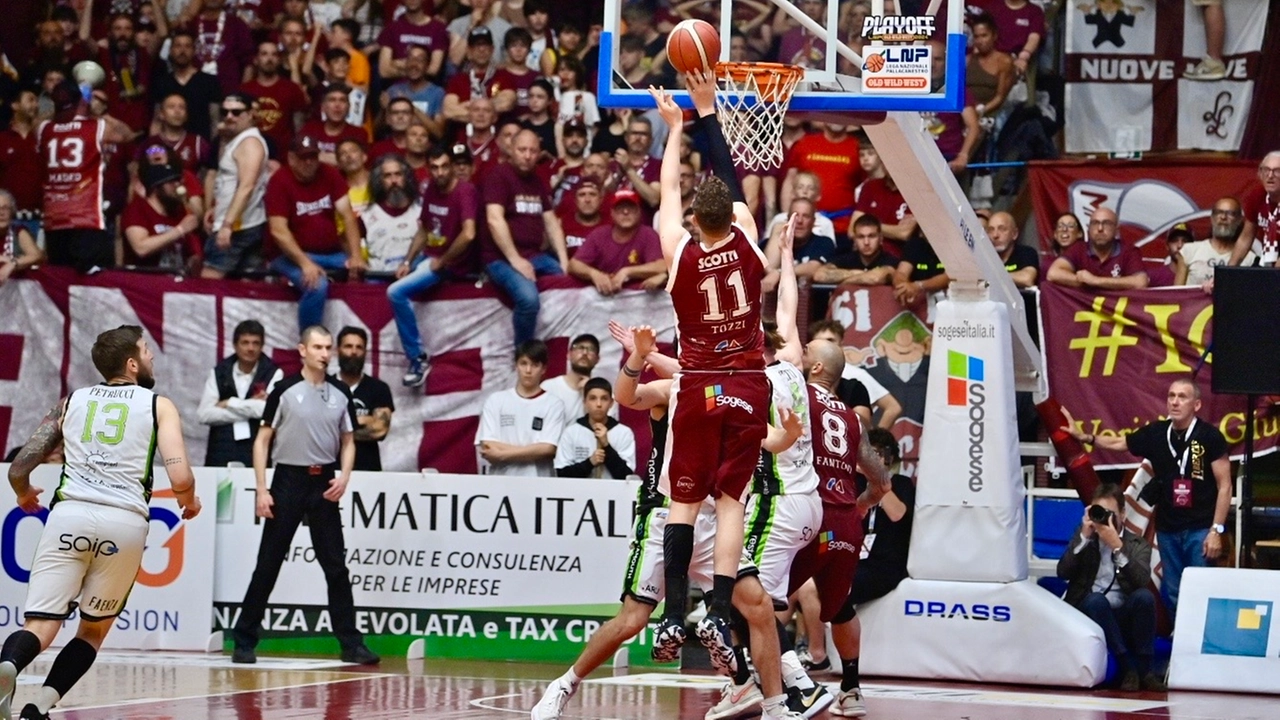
[
  {"xmin": 697, "ymin": 249, "xmax": 739, "ymax": 272},
  {"xmin": 90, "ymin": 386, "xmax": 136, "ymax": 399}
]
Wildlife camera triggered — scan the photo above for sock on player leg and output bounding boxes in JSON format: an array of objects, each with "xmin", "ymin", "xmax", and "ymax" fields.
[
  {"xmin": 731, "ymin": 647, "xmax": 752, "ymax": 685},
  {"xmin": 1, "ymin": 631, "xmax": 42, "ymax": 674},
  {"xmin": 560, "ymin": 667, "xmax": 582, "ymax": 687},
  {"xmin": 662, "ymin": 524, "xmax": 694, "ymax": 621},
  {"xmin": 762, "ymin": 693, "xmax": 788, "ymax": 714},
  {"xmin": 840, "ymin": 657, "xmax": 860, "ymax": 692},
  {"xmin": 34, "ymin": 638, "xmax": 96, "ymax": 713},
  {"xmin": 780, "ymin": 649, "xmax": 815, "ymax": 691},
  {"xmin": 775, "ymin": 618, "xmax": 795, "ymax": 653},
  {"xmin": 710, "ymin": 575, "xmax": 735, "ymax": 617}
]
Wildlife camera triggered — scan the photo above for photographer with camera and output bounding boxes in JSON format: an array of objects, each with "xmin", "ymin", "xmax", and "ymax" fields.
[
  {"xmin": 1056, "ymin": 484, "xmax": 1162, "ymax": 692},
  {"xmin": 1061, "ymin": 378, "xmax": 1231, "ymax": 619}
]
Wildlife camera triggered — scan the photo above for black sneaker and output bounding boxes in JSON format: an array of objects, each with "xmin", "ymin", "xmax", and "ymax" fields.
[
  {"xmin": 694, "ymin": 613, "xmax": 738, "ymax": 676},
  {"xmin": 1141, "ymin": 672, "xmax": 1167, "ymax": 692},
  {"xmin": 801, "ymin": 656, "xmax": 831, "ymax": 673},
  {"xmin": 650, "ymin": 616, "xmax": 687, "ymax": 663},
  {"xmin": 341, "ymin": 644, "xmax": 380, "ymax": 665},
  {"xmin": 19, "ymin": 703, "xmax": 49, "ymax": 720},
  {"xmin": 1119, "ymin": 670, "xmax": 1140, "ymax": 692},
  {"xmin": 786, "ymin": 684, "xmax": 834, "ymax": 719},
  {"xmin": 231, "ymin": 647, "xmax": 257, "ymax": 664}
]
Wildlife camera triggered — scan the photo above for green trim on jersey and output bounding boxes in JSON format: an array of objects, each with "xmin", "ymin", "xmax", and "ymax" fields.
[{"xmin": 744, "ymin": 495, "xmax": 777, "ymax": 566}]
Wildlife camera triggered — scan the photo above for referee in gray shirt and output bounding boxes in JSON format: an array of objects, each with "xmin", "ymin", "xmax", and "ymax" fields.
[{"xmin": 230, "ymin": 325, "xmax": 379, "ymax": 665}]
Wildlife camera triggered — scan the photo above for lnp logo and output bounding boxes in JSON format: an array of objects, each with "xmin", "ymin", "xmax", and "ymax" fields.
[
  {"xmin": 947, "ymin": 350, "xmax": 987, "ymax": 493},
  {"xmin": 860, "ymin": 15, "xmax": 936, "ymax": 42},
  {"xmin": 1202, "ymin": 598, "xmax": 1272, "ymax": 658}
]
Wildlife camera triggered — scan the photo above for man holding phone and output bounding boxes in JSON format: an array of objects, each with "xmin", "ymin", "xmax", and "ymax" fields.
[{"xmin": 1056, "ymin": 484, "xmax": 1161, "ymax": 692}]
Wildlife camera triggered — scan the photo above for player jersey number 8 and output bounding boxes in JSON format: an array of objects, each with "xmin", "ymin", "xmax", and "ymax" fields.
[{"xmin": 58, "ymin": 384, "xmax": 159, "ymax": 519}]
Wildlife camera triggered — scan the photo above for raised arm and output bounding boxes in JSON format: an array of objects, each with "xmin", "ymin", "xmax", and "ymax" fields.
[
  {"xmin": 648, "ymin": 86, "xmax": 686, "ymax": 263},
  {"xmin": 775, "ymin": 214, "xmax": 803, "ymax": 366}
]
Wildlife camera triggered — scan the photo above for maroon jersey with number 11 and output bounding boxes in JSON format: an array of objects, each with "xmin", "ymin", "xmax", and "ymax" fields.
[
  {"xmin": 39, "ymin": 116, "xmax": 106, "ymax": 231},
  {"xmin": 667, "ymin": 223, "xmax": 767, "ymax": 371}
]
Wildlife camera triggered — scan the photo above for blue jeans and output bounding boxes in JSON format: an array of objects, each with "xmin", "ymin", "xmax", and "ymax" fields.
[
  {"xmin": 270, "ymin": 251, "xmax": 349, "ymax": 331},
  {"xmin": 386, "ymin": 258, "xmax": 452, "ymax": 361},
  {"xmin": 1078, "ymin": 589, "xmax": 1156, "ymax": 672},
  {"xmin": 1156, "ymin": 527, "xmax": 1212, "ymax": 616},
  {"xmin": 485, "ymin": 253, "xmax": 563, "ymax": 345}
]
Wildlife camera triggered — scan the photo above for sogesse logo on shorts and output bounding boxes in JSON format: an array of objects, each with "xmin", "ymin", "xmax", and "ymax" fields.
[
  {"xmin": 704, "ymin": 385, "xmax": 754, "ymax": 414},
  {"xmin": 59, "ymin": 533, "xmax": 119, "ymax": 557}
]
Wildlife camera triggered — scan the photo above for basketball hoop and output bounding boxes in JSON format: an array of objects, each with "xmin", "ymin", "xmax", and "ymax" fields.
[{"xmin": 714, "ymin": 62, "xmax": 804, "ymax": 171}]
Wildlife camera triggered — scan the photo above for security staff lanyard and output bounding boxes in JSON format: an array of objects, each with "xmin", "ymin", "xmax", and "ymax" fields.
[{"xmin": 1167, "ymin": 418, "xmax": 1197, "ymax": 477}]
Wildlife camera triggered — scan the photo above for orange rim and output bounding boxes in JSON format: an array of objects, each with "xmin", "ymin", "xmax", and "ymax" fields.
[{"xmin": 715, "ymin": 62, "xmax": 804, "ymax": 103}]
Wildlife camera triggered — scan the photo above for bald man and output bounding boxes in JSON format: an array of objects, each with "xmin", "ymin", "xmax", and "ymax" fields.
[
  {"xmin": 1046, "ymin": 207, "xmax": 1148, "ymax": 289},
  {"xmin": 481, "ymin": 128, "xmax": 569, "ymax": 345},
  {"xmin": 987, "ymin": 212, "xmax": 1039, "ymax": 288}
]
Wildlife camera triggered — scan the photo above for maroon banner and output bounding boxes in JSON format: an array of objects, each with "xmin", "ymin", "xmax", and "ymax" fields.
[
  {"xmin": 0, "ymin": 269, "xmax": 675, "ymax": 475},
  {"xmin": 1028, "ymin": 159, "xmax": 1258, "ymax": 265},
  {"xmin": 1040, "ymin": 283, "xmax": 1278, "ymax": 468}
]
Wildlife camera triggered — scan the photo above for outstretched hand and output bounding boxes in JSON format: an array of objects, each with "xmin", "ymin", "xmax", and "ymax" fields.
[
  {"xmin": 780, "ymin": 212, "xmax": 798, "ymax": 255},
  {"xmin": 648, "ymin": 86, "xmax": 684, "ymax": 129},
  {"xmin": 634, "ymin": 325, "xmax": 657, "ymax": 358},
  {"xmin": 608, "ymin": 319, "xmax": 636, "ymax": 354},
  {"xmin": 684, "ymin": 69, "xmax": 717, "ymax": 117}
]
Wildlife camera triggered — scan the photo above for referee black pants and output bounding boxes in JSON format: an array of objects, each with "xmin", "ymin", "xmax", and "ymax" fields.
[{"xmin": 232, "ymin": 465, "xmax": 362, "ymax": 651}]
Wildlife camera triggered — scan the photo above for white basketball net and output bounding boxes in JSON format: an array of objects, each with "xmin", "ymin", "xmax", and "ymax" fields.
[{"xmin": 715, "ymin": 64, "xmax": 804, "ymax": 171}]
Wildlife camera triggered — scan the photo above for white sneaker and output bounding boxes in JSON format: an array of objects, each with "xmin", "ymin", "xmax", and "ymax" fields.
[
  {"xmin": 705, "ymin": 678, "xmax": 763, "ymax": 720},
  {"xmin": 1184, "ymin": 57, "xmax": 1226, "ymax": 81},
  {"xmin": 829, "ymin": 687, "xmax": 868, "ymax": 717},
  {"xmin": 0, "ymin": 661, "xmax": 16, "ymax": 720},
  {"xmin": 762, "ymin": 709, "xmax": 805, "ymax": 720},
  {"xmin": 530, "ymin": 676, "xmax": 576, "ymax": 720}
]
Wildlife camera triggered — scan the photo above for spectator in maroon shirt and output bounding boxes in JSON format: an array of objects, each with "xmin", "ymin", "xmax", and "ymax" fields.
[
  {"xmin": 265, "ymin": 134, "xmax": 365, "ymax": 329},
  {"xmin": 92, "ymin": 12, "xmax": 154, "ymax": 135},
  {"xmin": 483, "ymin": 129, "xmax": 569, "ymax": 344},
  {"xmin": 558, "ymin": 179, "xmax": 606, "ymax": 258},
  {"xmin": 378, "ymin": 0, "xmax": 448, "ymax": 82},
  {"xmin": 1047, "ymin": 207, "xmax": 1148, "ymax": 290},
  {"xmin": 443, "ymin": 26, "xmax": 497, "ymax": 123},
  {"xmin": 141, "ymin": 94, "xmax": 213, "ymax": 175},
  {"xmin": 0, "ymin": 89, "xmax": 43, "ymax": 233},
  {"xmin": 460, "ymin": 97, "xmax": 501, "ymax": 183},
  {"xmin": 549, "ymin": 119, "xmax": 590, "ymax": 208},
  {"xmin": 613, "ymin": 116, "xmax": 660, "ymax": 221},
  {"xmin": 300, "ymin": 85, "xmax": 369, "ymax": 166},
  {"xmin": 978, "ymin": 0, "xmax": 1044, "ymax": 75},
  {"xmin": 370, "ymin": 98, "xmax": 414, "ymax": 162},
  {"xmin": 122, "ymin": 163, "xmax": 203, "ymax": 273},
  {"xmin": 568, "ymin": 189, "xmax": 666, "ymax": 295},
  {"xmin": 191, "ymin": 0, "xmax": 256, "ymax": 95},
  {"xmin": 242, "ymin": 41, "xmax": 309, "ymax": 161},
  {"xmin": 388, "ymin": 145, "xmax": 480, "ymax": 386},
  {"xmin": 491, "ymin": 28, "xmax": 538, "ymax": 122}
]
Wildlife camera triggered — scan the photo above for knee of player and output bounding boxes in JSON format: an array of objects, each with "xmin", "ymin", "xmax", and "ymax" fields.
[{"xmin": 619, "ymin": 599, "xmax": 656, "ymax": 633}]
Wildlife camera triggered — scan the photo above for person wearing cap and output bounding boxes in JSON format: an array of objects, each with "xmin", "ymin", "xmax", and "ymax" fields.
[
  {"xmin": 377, "ymin": 0, "xmax": 448, "ymax": 82},
  {"xmin": 299, "ymin": 85, "xmax": 369, "ymax": 166},
  {"xmin": 1148, "ymin": 225, "xmax": 1189, "ymax": 288},
  {"xmin": 558, "ymin": 180, "xmax": 606, "ymax": 259},
  {"xmin": 447, "ymin": 0, "xmax": 512, "ymax": 68},
  {"xmin": 483, "ymin": 128, "xmax": 569, "ymax": 344},
  {"xmin": 201, "ymin": 92, "xmax": 270, "ymax": 279},
  {"xmin": 450, "ymin": 142, "xmax": 476, "ymax": 184},
  {"xmin": 550, "ymin": 120, "xmax": 591, "ymax": 207},
  {"xmin": 388, "ymin": 145, "xmax": 480, "ymax": 387},
  {"xmin": 1178, "ymin": 198, "xmax": 1253, "ymax": 289},
  {"xmin": 264, "ymin": 134, "xmax": 365, "ymax": 330},
  {"xmin": 121, "ymin": 163, "xmax": 203, "ymax": 272},
  {"xmin": 443, "ymin": 26, "xmax": 499, "ymax": 123},
  {"xmin": 381, "ymin": 45, "xmax": 446, "ymax": 139},
  {"xmin": 569, "ymin": 189, "xmax": 666, "ymax": 295}
]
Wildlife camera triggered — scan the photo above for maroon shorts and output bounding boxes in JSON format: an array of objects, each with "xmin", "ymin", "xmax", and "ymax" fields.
[
  {"xmin": 787, "ymin": 502, "xmax": 864, "ymax": 623},
  {"xmin": 663, "ymin": 370, "xmax": 770, "ymax": 504}
]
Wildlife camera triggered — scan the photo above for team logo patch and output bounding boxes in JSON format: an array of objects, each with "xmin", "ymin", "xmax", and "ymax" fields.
[{"xmin": 532, "ymin": 417, "xmax": 544, "ymax": 431}]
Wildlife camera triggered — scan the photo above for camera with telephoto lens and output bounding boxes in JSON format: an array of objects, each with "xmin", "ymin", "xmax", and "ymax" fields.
[{"xmin": 1088, "ymin": 504, "xmax": 1114, "ymax": 525}]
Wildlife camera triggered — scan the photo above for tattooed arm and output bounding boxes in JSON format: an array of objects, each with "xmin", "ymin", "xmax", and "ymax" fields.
[
  {"xmin": 8, "ymin": 399, "xmax": 66, "ymax": 513},
  {"xmin": 156, "ymin": 396, "xmax": 202, "ymax": 519},
  {"xmin": 855, "ymin": 421, "xmax": 894, "ymax": 513}
]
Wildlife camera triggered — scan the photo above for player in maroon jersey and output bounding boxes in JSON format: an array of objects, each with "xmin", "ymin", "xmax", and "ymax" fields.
[
  {"xmin": 648, "ymin": 71, "xmax": 773, "ymax": 679},
  {"xmin": 39, "ymin": 78, "xmax": 134, "ymax": 273}
]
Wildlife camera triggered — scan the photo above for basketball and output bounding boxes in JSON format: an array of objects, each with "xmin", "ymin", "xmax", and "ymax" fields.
[
  {"xmin": 864, "ymin": 53, "xmax": 886, "ymax": 73},
  {"xmin": 72, "ymin": 60, "xmax": 107, "ymax": 89},
  {"xmin": 667, "ymin": 19, "xmax": 721, "ymax": 75}
]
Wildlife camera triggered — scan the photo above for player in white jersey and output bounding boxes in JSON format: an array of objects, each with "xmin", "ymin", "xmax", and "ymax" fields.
[{"xmin": 1, "ymin": 326, "xmax": 200, "ymax": 720}]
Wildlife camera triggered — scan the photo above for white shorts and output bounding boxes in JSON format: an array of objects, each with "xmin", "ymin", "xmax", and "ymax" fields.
[
  {"xmin": 622, "ymin": 501, "xmax": 759, "ymax": 605},
  {"xmin": 744, "ymin": 493, "xmax": 824, "ymax": 607},
  {"xmin": 24, "ymin": 500, "xmax": 149, "ymax": 621}
]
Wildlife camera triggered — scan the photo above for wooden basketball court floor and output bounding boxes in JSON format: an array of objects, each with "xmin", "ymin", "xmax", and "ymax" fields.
[{"xmin": 6, "ymin": 651, "xmax": 1275, "ymax": 720}]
